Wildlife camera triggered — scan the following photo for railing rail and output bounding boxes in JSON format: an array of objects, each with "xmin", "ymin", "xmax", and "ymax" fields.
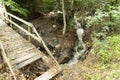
[
  {"xmin": 6, "ymin": 12, "xmax": 33, "ymax": 27},
  {"xmin": 0, "ymin": 41, "xmax": 17, "ymax": 80}
]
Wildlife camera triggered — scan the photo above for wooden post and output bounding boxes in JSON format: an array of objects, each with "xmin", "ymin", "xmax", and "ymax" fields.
[
  {"xmin": 2, "ymin": 3, "xmax": 8, "ymax": 19},
  {"xmin": 9, "ymin": 16, "xmax": 13, "ymax": 27},
  {"xmin": 28, "ymin": 26, "xmax": 31, "ymax": 42}
]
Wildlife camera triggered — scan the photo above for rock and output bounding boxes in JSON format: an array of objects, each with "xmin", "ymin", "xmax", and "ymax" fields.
[{"xmin": 48, "ymin": 37, "xmax": 58, "ymax": 48}]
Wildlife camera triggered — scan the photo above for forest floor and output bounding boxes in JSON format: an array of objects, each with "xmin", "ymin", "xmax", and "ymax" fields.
[{"xmin": 0, "ymin": 16, "xmax": 120, "ymax": 80}]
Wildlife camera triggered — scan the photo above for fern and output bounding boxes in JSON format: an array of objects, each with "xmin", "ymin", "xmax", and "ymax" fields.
[{"xmin": 0, "ymin": 0, "xmax": 29, "ymax": 16}]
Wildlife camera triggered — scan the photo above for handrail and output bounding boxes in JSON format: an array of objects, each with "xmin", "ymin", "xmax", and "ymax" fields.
[
  {"xmin": 6, "ymin": 12, "xmax": 33, "ymax": 27},
  {"xmin": 0, "ymin": 41, "xmax": 17, "ymax": 80},
  {"xmin": 4, "ymin": 12, "xmax": 59, "ymax": 66},
  {"xmin": 5, "ymin": 18, "xmax": 41, "ymax": 42}
]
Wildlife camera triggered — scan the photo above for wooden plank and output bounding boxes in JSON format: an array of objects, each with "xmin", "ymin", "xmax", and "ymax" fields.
[
  {"xmin": 3, "ymin": 41, "xmax": 30, "ymax": 52},
  {"xmin": 11, "ymin": 48, "xmax": 39, "ymax": 59},
  {"xmin": 0, "ymin": 32, "xmax": 27, "ymax": 41},
  {"xmin": 0, "ymin": 31, "xmax": 16, "ymax": 37},
  {"xmin": 0, "ymin": 38, "xmax": 27, "ymax": 48},
  {"xmin": 0, "ymin": 34, "xmax": 21, "ymax": 40},
  {"xmin": 12, "ymin": 53, "xmax": 43, "ymax": 70},
  {"xmin": 0, "ymin": 39, "xmax": 30, "ymax": 54},
  {"xmin": 0, "ymin": 34, "xmax": 19, "ymax": 41},
  {"xmin": 35, "ymin": 66, "xmax": 61, "ymax": 80},
  {"xmin": 7, "ymin": 43, "xmax": 34, "ymax": 54},
  {"xmin": 0, "ymin": 20, "xmax": 7, "ymax": 27},
  {"xmin": 0, "ymin": 27, "xmax": 17, "ymax": 33},
  {"xmin": 11, "ymin": 52, "xmax": 41, "ymax": 65},
  {"xmin": 0, "ymin": 27, "xmax": 17, "ymax": 35},
  {"xmin": 2, "ymin": 42, "xmax": 32, "ymax": 54},
  {"xmin": 0, "ymin": 35, "xmax": 25, "ymax": 46},
  {"xmin": 8, "ymin": 47, "xmax": 35, "ymax": 60},
  {"xmin": 12, "ymin": 47, "xmax": 34, "ymax": 55}
]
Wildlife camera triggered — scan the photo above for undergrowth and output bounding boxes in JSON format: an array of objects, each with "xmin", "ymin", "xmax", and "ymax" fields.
[
  {"xmin": 86, "ymin": 2, "xmax": 120, "ymax": 64},
  {"xmin": 0, "ymin": 0, "xmax": 29, "ymax": 16},
  {"xmin": 91, "ymin": 35, "xmax": 120, "ymax": 64}
]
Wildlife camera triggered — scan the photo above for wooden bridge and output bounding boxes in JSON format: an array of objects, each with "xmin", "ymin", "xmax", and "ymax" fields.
[{"xmin": 0, "ymin": 3, "xmax": 61, "ymax": 80}]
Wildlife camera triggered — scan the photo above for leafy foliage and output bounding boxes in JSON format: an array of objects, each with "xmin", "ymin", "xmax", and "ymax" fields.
[
  {"xmin": 86, "ymin": 1, "xmax": 120, "ymax": 65},
  {"xmin": 0, "ymin": 0, "xmax": 29, "ymax": 16},
  {"xmin": 41, "ymin": 0, "xmax": 56, "ymax": 12},
  {"xmin": 62, "ymin": 0, "xmax": 104, "ymax": 30},
  {"xmin": 86, "ymin": 3, "xmax": 120, "ymax": 34},
  {"xmin": 91, "ymin": 35, "xmax": 120, "ymax": 64}
]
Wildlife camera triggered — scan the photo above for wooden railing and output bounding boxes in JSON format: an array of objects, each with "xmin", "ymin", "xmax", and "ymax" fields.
[
  {"xmin": 3, "ymin": 11, "xmax": 59, "ymax": 66},
  {"xmin": 0, "ymin": 41, "xmax": 17, "ymax": 80}
]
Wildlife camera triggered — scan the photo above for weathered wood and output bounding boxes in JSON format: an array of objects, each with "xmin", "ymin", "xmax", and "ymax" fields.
[
  {"xmin": 0, "ymin": 38, "xmax": 29, "ymax": 48},
  {"xmin": 5, "ymin": 12, "xmax": 59, "ymax": 66},
  {"xmin": 4, "ymin": 42, "xmax": 31, "ymax": 53},
  {"xmin": 6, "ymin": 12, "xmax": 33, "ymax": 27},
  {"xmin": 0, "ymin": 41, "xmax": 17, "ymax": 80},
  {"xmin": 0, "ymin": 29, "xmax": 16, "ymax": 35},
  {"xmin": 11, "ymin": 52, "xmax": 39, "ymax": 64},
  {"xmin": 11, "ymin": 48, "xmax": 35, "ymax": 60},
  {"xmin": 8, "ymin": 44, "xmax": 34, "ymax": 54},
  {"xmin": 28, "ymin": 26, "xmax": 31, "ymax": 42},
  {"xmin": 4, "ymin": 12, "xmax": 60, "ymax": 68},
  {"xmin": 0, "ymin": 34, "xmax": 21, "ymax": 40},
  {"xmin": 0, "ymin": 20, "xmax": 45, "ymax": 69},
  {"xmin": 0, "ymin": 17, "xmax": 61, "ymax": 80},
  {"xmin": 12, "ymin": 53, "xmax": 43, "ymax": 70},
  {"xmin": 5, "ymin": 18, "xmax": 42, "ymax": 44},
  {"xmin": 35, "ymin": 66, "xmax": 61, "ymax": 80}
]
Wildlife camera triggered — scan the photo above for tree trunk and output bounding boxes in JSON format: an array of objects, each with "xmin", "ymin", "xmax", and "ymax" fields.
[
  {"xmin": 71, "ymin": 0, "xmax": 74, "ymax": 11},
  {"xmin": 61, "ymin": 0, "xmax": 67, "ymax": 35}
]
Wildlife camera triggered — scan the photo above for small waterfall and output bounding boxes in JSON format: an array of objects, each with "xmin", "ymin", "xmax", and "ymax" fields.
[
  {"xmin": 68, "ymin": 15, "xmax": 86, "ymax": 65},
  {"xmin": 68, "ymin": 37, "xmax": 86, "ymax": 65}
]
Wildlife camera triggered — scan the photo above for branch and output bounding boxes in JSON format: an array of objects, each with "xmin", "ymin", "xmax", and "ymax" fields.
[{"xmin": 62, "ymin": 0, "xmax": 67, "ymax": 35}]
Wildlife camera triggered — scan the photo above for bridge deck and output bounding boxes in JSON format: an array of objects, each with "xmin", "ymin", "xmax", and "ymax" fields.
[
  {"xmin": 0, "ymin": 19, "xmax": 46, "ymax": 70},
  {"xmin": 0, "ymin": 19, "xmax": 61, "ymax": 80}
]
